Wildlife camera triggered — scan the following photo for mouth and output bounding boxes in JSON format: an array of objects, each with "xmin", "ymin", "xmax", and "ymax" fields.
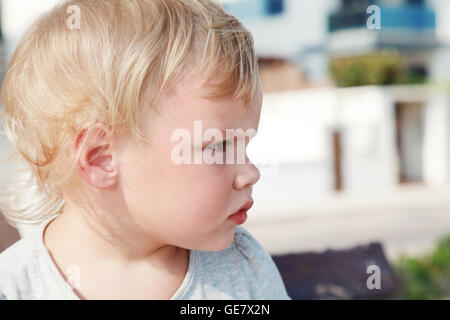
[{"xmin": 228, "ymin": 199, "xmax": 254, "ymax": 225}]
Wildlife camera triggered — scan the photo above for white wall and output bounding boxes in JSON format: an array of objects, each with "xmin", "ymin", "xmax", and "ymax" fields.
[
  {"xmin": 250, "ymin": 85, "xmax": 450, "ymax": 221},
  {"xmin": 248, "ymin": 86, "xmax": 404, "ymax": 222},
  {"xmin": 429, "ymin": 0, "xmax": 450, "ymax": 45},
  {"xmin": 248, "ymin": 88, "xmax": 338, "ymax": 222},
  {"xmin": 423, "ymin": 91, "xmax": 450, "ymax": 185},
  {"xmin": 237, "ymin": 0, "xmax": 339, "ymax": 57},
  {"xmin": 337, "ymin": 87, "xmax": 399, "ymax": 192}
]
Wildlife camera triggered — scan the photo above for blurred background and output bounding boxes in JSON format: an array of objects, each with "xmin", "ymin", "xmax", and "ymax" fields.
[{"xmin": 0, "ymin": 0, "xmax": 449, "ymax": 299}]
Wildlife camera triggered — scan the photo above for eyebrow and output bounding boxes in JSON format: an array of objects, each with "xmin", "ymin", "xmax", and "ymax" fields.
[{"xmin": 200, "ymin": 128, "xmax": 256, "ymax": 148}]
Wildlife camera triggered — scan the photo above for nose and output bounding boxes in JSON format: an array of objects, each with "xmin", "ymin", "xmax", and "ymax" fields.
[{"xmin": 233, "ymin": 159, "xmax": 261, "ymax": 190}]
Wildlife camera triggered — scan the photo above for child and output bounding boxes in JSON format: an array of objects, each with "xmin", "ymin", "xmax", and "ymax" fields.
[{"xmin": 0, "ymin": 0, "xmax": 291, "ymax": 300}]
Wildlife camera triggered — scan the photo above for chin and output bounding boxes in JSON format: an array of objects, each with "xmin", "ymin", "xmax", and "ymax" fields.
[{"xmin": 202, "ymin": 228, "xmax": 236, "ymax": 252}]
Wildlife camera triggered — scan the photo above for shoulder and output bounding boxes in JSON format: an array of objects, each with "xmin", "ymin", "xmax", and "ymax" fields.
[
  {"xmin": 222, "ymin": 226, "xmax": 291, "ymax": 299},
  {"xmin": 232, "ymin": 226, "xmax": 270, "ymax": 265},
  {"xmin": 0, "ymin": 231, "xmax": 41, "ymax": 266},
  {"xmin": 0, "ymin": 235, "xmax": 39, "ymax": 275},
  {"xmin": 0, "ymin": 235, "xmax": 41, "ymax": 299},
  {"xmin": 232, "ymin": 226, "xmax": 282, "ymax": 277},
  {"xmin": 233, "ymin": 226, "xmax": 267, "ymax": 257}
]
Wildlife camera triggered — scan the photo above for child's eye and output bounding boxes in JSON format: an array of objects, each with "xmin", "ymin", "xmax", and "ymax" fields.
[{"xmin": 208, "ymin": 140, "xmax": 230, "ymax": 152}]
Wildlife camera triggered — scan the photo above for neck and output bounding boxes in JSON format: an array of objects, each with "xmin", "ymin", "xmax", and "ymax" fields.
[{"xmin": 45, "ymin": 203, "xmax": 179, "ymax": 267}]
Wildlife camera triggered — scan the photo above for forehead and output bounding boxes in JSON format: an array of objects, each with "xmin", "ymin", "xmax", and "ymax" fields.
[{"xmin": 157, "ymin": 74, "xmax": 263, "ymax": 131}]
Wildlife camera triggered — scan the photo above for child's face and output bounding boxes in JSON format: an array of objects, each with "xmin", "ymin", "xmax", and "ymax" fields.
[{"xmin": 118, "ymin": 75, "xmax": 263, "ymax": 252}]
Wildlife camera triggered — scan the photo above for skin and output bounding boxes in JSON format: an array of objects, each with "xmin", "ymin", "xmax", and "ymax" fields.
[{"xmin": 43, "ymin": 72, "xmax": 263, "ymax": 299}]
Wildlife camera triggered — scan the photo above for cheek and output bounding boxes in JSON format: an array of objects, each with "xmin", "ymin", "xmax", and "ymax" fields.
[
  {"xmin": 120, "ymin": 143, "xmax": 236, "ymax": 230},
  {"xmin": 174, "ymin": 165, "xmax": 234, "ymax": 217}
]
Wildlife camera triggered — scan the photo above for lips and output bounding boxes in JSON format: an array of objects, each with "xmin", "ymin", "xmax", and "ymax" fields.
[
  {"xmin": 228, "ymin": 199, "xmax": 253, "ymax": 225},
  {"xmin": 231, "ymin": 199, "xmax": 254, "ymax": 216}
]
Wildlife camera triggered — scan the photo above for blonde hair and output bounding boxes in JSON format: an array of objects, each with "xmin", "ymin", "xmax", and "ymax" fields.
[{"xmin": 0, "ymin": 0, "xmax": 258, "ymax": 228}]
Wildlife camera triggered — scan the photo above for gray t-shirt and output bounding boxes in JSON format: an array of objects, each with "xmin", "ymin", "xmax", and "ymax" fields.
[{"xmin": 0, "ymin": 216, "xmax": 291, "ymax": 300}]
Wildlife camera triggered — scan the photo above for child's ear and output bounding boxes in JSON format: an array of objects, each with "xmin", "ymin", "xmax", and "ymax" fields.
[
  {"xmin": 74, "ymin": 124, "xmax": 119, "ymax": 189},
  {"xmin": 87, "ymin": 144, "xmax": 112, "ymax": 171}
]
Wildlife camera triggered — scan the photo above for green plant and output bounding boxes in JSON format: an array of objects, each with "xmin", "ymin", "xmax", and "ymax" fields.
[
  {"xmin": 391, "ymin": 235, "xmax": 450, "ymax": 300},
  {"xmin": 329, "ymin": 50, "xmax": 425, "ymax": 87}
]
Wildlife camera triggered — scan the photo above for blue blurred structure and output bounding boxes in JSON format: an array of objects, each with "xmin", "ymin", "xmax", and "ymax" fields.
[
  {"xmin": 329, "ymin": 0, "xmax": 435, "ymax": 32},
  {"xmin": 220, "ymin": 0, "xmax": 441, "ymax": 85},
  {"xmin": 222, "ymin": 0, "xmax": 284, "ymax": 19},
  {"xmin": 380, "ymin": 4, "xmax": 435, "ymax": 30}
]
